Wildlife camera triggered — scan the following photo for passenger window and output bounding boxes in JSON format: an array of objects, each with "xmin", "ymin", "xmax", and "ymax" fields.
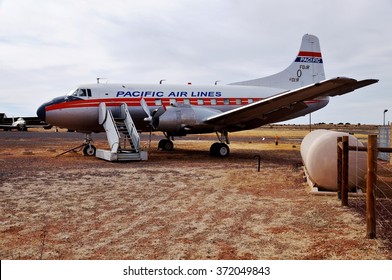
[
  {"xmin": 197, "ymin": 99, "xmax": 204, "ymax": 105},
  {"xmin": 224, "ymin": 98, "xmax": 230, "ymax": 105},
  {"xmin": 248, "ymin": 98, "xmax": 254, "ymax": 104},
  {"xmin": 211, "ymin": 99, "xmax": 217, "ymax": 105},
  {"xmin": 155, "ymin": 99, "xmax": 162, "ymax": 106},
  {"xmin": 184, "ymin": 99, "xmax": 190, "ymax": 105},
  {"xmin": 236, "ymin": 99, "xmax": 242, "ymax": 105}
]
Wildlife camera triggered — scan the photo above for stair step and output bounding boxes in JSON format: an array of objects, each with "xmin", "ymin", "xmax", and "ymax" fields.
[{"xmin": 97, "ymin": 102, "xmax": 145, "ymax": 161}]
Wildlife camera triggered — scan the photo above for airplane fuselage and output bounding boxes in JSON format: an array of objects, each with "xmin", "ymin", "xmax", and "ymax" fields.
[{"xmin": 38, "ymin": 83, "xmax": 329, "ymax": 134}]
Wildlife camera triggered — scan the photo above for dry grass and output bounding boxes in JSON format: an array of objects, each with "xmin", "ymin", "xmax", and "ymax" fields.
[{"xmin": 0, "ymin": 126, "xmax": 390, "ymax": 259}]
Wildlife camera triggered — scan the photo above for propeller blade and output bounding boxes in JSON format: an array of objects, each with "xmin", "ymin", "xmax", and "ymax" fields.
[
  {"xmin": 140, "ymin": 98, "xmax": 152, "ymax": 121},
  {"xmin": 152, "ymin": 105, "xmax": 166, "ymax": 118},
  {"xmin": 140, "ymin": 98, "xmax": 154, "ymax": 150}
]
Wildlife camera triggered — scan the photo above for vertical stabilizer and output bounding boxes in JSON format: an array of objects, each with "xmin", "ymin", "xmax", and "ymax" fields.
[{"xmin": 230, "ymin": 34, "xmax": 326, "ymax": 90}]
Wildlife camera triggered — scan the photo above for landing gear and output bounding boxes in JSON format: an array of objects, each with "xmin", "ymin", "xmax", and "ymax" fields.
[
  {"xmin": 56, "ymin": 133, "xmax": 96, "ymax": 157},
  {"xmin": 158, "ymin": 139, "xmax": 174, "ymax": 151},
  {"xmin": 17, "ymin": 125, "xmax": 27, "ymax": 131},
  {"xmin": 156, "ymin": 131, "xmax": 231, "ymax": 157},
  {"xmin": 83, "ymin": 144, "xmax": 96, "ymax": 156},
  {"xmin": 81, "ymin": 134, "xmax": 96, "ymax": 156},
  {"xmin": 210, "ymin": 131, "xmax": 230, "ymax": 157},
  {"xmin": 210, "ymin": 142, "xmax": 230, "ymax": 157},
  {"xmin": 158, "ymin": 132, "xmax": 174, "ymax": 151}
]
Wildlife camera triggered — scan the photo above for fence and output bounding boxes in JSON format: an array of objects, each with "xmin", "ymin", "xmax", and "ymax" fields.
[{"xmin": 337, "ymin": 135, "xmax": 392, "ymax": 244}]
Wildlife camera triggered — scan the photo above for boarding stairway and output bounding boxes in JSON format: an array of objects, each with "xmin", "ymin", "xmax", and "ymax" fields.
[{"xmin": 96, "ymin": 102, "xmax": 148, "ymax": 161}]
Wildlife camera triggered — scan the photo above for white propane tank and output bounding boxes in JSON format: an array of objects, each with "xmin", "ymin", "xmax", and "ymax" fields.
[{"xmin": 300, "ymin": 130, "xmax": 367, "ymax": 191}]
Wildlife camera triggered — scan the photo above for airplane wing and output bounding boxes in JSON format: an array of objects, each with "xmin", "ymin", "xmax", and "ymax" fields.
[
  {"xmin": 0, "ymin": 124, "xmax": 18, "ymax": 130},
  {"xmin": 204, "ymin": 77, "xmax": 378, "ymax": 128}
]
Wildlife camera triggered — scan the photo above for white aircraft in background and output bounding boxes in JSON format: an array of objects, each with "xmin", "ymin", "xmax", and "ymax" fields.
[
  {"xmin": 0, "ymin": 113, "xmax": 52, "ymax": 131},
  {"xmin": 37, "ymin": 34, "xmax": 377, "ymax": 157},
  {"xmin": 0, "ymin": 117, "xmax": 27, "ymax": 131}
]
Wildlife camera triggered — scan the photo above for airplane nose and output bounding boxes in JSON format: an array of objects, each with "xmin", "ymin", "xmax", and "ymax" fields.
[
  {"xmin": 37, "ymin": 95, "xmax": 68, "ymax": 122},
  {"xmin": 37, "ymin": 103, "xmax": 46, "ymax": 121}
]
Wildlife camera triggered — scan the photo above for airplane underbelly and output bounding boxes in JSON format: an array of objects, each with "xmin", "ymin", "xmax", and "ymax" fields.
[{"xmin": 46, "ymin": 107, "xmax": 102, "ymax": 131}]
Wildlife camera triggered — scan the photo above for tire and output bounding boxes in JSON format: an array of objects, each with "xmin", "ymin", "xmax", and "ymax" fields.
[
  {"xmin": 158, "ymin": 139, "xmax": 174, "ymax": 151},
  {"xmin": 209, "ymin": 142, "xmax": 220, "ymax": 156},
  {"xmin": 210, "ymin": 142, "xmax": 230, "ymax": 157},
  {"xmin": 83, "ymin": 144, "xmax": 96, "ymax": 156},
  {"xmin": 164, "ymin": 140, "xmax": 174, "ymax": 151},
  {"xmin": 217, "ymin": 143, "xmax": 230, "ymax": 157}
]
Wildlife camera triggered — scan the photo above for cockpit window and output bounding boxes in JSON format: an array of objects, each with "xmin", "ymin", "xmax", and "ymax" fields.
[
  {"xmin": 67, "ymin": 89, "xmax": 78, "ymax": 96},
  {"xmin": 67, "ymin": 88, "xmax": 92, "ymax": 97},
  {"xmin": 80, "ymin": 89, "xmax": 87, "ymax": 96}
]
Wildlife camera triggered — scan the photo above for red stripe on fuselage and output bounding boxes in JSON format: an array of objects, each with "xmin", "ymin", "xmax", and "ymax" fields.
[
  {"xmin": 45, "ymin": 97, "xmax": 264, "ymax": 111},
  {"xmin": 46, "ymin": 97, "xmax": 322, "ymax": 112}
]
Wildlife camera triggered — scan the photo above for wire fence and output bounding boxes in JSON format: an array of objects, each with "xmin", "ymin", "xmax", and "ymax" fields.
[
  {"xmin": 373, "ymin": 161, "xmax": 392, "ymax": 245},
  {"xmin": 338, "ymin": 135, "xmax": 392, "ymax": 250}
]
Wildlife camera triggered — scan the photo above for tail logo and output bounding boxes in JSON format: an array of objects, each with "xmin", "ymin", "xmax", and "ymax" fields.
[{"xmin": 295, "ymin": 51, "xmax": 323, "ymax": 64}]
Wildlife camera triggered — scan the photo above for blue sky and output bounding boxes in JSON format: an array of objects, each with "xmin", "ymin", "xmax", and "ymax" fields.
[{"xmin": 0, "ymin": 0, "xmax": 391, "ymax": 124}]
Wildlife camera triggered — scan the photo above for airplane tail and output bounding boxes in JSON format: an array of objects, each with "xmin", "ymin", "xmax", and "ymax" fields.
[{"xmin": 230, "ymin": 34, "xmax": 326, "ymax": 90}]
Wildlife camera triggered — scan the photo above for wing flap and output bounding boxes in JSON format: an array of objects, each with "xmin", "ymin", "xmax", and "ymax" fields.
[{"xmin": 205, "ymin": 77, "xmax": 378, "ymax": 126}]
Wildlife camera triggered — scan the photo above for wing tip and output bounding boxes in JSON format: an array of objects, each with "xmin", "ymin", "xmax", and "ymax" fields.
[{"xmin": 327, "ymin": 77, "xmax": 379, "ymax": 97}]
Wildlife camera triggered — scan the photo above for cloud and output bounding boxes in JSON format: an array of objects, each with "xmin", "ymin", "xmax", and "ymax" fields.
[{"xmin": 0, "ymin": 0, "xmax": 391, "ymax": 124}]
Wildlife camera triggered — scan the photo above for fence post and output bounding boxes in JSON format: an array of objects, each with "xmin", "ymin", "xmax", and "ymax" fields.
[
  {"xmin": 366, "ymin": 134, "xmax": 377, "ymax": 239},
  {"xmin": 337, "ymin": 137, "xmax": 342, "ymax": 200},
  {"xmin": 341, "ymin": 136, "xmax": 349, "ymax": 207}
]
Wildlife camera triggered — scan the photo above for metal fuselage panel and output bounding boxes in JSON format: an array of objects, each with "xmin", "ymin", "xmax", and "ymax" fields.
[{"xmin": 43, "ymin": 83, "xmax": 329, "ymax": 133}]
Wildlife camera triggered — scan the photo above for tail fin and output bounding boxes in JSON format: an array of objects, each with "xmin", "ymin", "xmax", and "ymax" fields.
[{"xmin": 230, "ymin": 34, "xmax": 326, "ymax": 90}]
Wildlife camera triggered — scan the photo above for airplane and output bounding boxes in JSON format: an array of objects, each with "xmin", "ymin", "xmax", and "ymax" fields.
[
  {"xmin": 0, "ymin": 114, "xmax": 52, "ymax": 131},
  {"xmin": 0, "ymin": 116, "xmax": 27, "ymax": 131},
  {"xmin": 36, "ymin": 34, "xmax": 378, "ymax": 157}
]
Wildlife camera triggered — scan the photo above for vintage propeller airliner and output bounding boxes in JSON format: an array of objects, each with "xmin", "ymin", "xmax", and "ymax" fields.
[{"xmin": 37, "ymin": 34, "xmax": 377, "ymax": 158}]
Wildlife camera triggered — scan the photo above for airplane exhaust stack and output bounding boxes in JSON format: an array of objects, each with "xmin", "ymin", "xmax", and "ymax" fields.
[{"xmin": 300, "ymin": 130, "xmax": 367, "ymax": 191}]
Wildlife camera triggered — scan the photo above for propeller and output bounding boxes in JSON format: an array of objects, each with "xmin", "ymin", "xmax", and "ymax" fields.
[{"xmin": 140, "ymin": 98, "xmax": 166, "ymax": 150}]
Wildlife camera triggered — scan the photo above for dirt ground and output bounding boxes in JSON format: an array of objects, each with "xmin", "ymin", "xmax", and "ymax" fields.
[{"xmin": 0, "ymin": 126, "xmax": 391, "ymax": 260}]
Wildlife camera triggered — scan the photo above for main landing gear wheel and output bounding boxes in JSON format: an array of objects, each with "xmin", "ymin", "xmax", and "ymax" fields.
[
  {"xmin": 210, "ymin": 142, "xmax": 230, "ymax": 157},
  {"xmin": 83, "ymin": 144, "xmax": 96, "ymax": 156},
  {"xmin": 158, "ymin": 139, "xmax": 174, "ymax": 151}
]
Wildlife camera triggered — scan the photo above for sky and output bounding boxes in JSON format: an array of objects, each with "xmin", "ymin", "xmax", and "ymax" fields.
[{"xmin": 0, "ymin": 0, "xmax": 391, "ymax": 125}]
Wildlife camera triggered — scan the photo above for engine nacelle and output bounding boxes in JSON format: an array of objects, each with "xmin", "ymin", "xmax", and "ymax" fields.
[{"xmin": 153, "ymin": 104, "xmax": 220, "ymax": 133}]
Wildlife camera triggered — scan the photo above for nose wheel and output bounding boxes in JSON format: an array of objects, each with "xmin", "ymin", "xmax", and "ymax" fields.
[
  {"xmin": 83, "ymin": 144, "xmax": 96, "ymax": 156},
  {"xmin": 56, "ymin": 133, "xmax": 96, "ymax": 157}
]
